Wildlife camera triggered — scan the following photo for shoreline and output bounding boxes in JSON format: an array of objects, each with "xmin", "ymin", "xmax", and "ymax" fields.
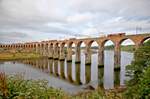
[{"xmin": 0, "ymin": 52, "xmax": 43, "ymax": 60}]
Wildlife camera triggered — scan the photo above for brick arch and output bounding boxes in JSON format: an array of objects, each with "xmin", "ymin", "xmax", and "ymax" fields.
[
  {"xmin": 28, "ymin": 44, "xmax": 30, "ymax": 48},
  {"xmin": 76, "ymin": 40, "xmax": 86, "ymax": 47},
  {"xmin": 60, "ymin": 42, "xmax": 66, "ymax": 47},
  {"xmin": 46, "ymin": 43, "xmax": 49, "ymax": 46},
  {"xmin": 53, "ymin": 42, "xmax": 60, "ymax": 48},
  {"xmin": 140, "ymin": 36, "xmax": 150, "ymax": 44},
  {"xmin": 48, "ymin": 43, "xmax": 53, "ymax": 47},
  {"xmin": 41, "ymin": 43, "xmax": 45, "ymax": 47},
  {"xmin": 44, "ymin": 43, "xmax": 49, "ymax": 49},
  {"xmin": 30, "ymin": 44, "xmax": 33, "ymax": 48},
  {"xmin": 86, "ymin": 40, "xmax": 99, "ymax": 47},
  {"xmin": 38, "ymin": 43, "xmax": 41, "ymax": 47},
  {"xmin": 26, "ymin": 44, "xmax": 28, "ymax": 48},
  {"xmin": 118, "ymin": 37, "xmax": 136, "ymax": 45},
  {"xmin": 67, "ymin": 41, "xmax": 76, "ymax": 48},
  {"xmin": 101, "ymin": 39, "xmax": 115, "ymax": 47},
  {"xmin": 33, "ymin": 44, "xmax": 36, "ymax": 48},
  {"xmin": 16, "ymin": 45, "xmax": 18, "ymax": 48}
]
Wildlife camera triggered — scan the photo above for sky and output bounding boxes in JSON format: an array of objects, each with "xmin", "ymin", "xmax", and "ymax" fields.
[{"xmin": 0, "ymin": 0, "xmax": 150, "ymax": 44}]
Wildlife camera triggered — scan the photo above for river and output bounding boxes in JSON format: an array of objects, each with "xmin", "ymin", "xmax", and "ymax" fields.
[{"xmin": 0, "ymin": 51, "xmax": 133, "ymax": 95}]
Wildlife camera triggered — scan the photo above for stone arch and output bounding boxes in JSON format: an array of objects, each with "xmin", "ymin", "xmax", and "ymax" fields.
[
  {"xmin": 89, "ymin": 40, "xmax": 99, "ymax": 64},
  {"xmin": 101, "ymin": 39, "xmax": 115, "ymax": 47},
  {"xmin": 60, "ymin": 42, "xmax": 66, "ymax": 47},
  {"xmin": 76, "ymin": 40, "xmax": 86, "ymax": 47},
  {"xmin": 59, "ymin": 42, "xmax": 67, "ymax": 60},
  {"xmin": 67, "ymin": 41, "xmax": 76, "ymax": 48},
  {"xmin": 53, "ymin": 42, "xmax": 60, "ymax": 59},
  {"xmin": 66, "ymin": 41, "xmax": 76, "ymax": 62},
  {"xmin": 119, "ymin": 37, "xmax": 135, "ymax": 71},
  {"xmin": 45, "ymin": 43, "xmax": 49, "ymax": 53},
  {"xmin": 119, "ymin": 37, "xmax": 136, "ymax": 52},
  {"xmin": 118, "ymin": 37, "xmax": 136, "ymax": 45},
  {"xmin": 74, "ymin": 40, "xmax": 86, "ymax": 63},
  {"xmin": 47, "ymin": 42, "xmax": 54, "ymax": 58},
  {"xmin": 33, "ymin": 44, "xmax": 36, "ymax": 48},
  {"xmin": 140, "ymin": 36, "xmax": 150, "ymax": 44},
  {"xmin": 60, "ymin": 42, "xmax": 67, "ymax": 52},
  {"xmin": 38, "ymin": 43, "xmax": 40, "ymax": 47},
  {"xmin": 41, "ymin": 43, "xmax": 44, "ymax": 47},
  {"xmin": 103, "ymin": 39, "xmax": 115, "ymax": 68},
  {"xmin": 46, "ymin": 43, "xmax": 48, "ymax": 46},
  {"xmin": 53, "ymin": 42, "xmax": 59, "ymax": 47},
  {"xmin": 49, "ymin": 43, "xmax": 53, "ymax": 47},
  {"xmin": 31, "ymin": 44, "xmax": 34, "ymax": 48},
  {"xmin": 23, "ymin": 44, "xmax": 25, "ymax": 48},
  {"xmin": 86, "ymin": 40, "xmax": 99, "ymax": 47}
]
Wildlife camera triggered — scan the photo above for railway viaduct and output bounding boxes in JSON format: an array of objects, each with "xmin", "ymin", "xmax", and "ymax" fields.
[{"xmin": 0, "ymin": 33, "xmax": 150, "ymax": 69}]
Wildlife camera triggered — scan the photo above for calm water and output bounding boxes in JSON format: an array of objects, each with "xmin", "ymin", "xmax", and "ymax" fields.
[{"xmin": 0, "ymin": 51, "xmax": 133, "ymax": 94}]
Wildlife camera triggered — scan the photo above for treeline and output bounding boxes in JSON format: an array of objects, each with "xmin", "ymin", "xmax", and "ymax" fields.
[{"xmin": 105, "ymin": 45, "xmax": 135, "ymax": 52}]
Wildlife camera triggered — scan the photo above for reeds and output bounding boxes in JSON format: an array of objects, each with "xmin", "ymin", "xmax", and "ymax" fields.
[{"xmin": 0, "ymin": 72, "xmax": 8, "ymax": 98}]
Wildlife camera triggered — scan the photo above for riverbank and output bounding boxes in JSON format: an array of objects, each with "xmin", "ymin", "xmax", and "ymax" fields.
[
  {"xmin": 0, "ymin": 72, "xmax": 125, "ymax": 99},
  {"xmin": 0, "ymin": 52, "xmax": 42, "ymax": 60}
]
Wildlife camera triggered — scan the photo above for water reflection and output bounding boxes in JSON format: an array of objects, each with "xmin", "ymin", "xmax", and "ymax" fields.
[
  {"xmin": 98, "ymin": 67, "xmax": 104, "ymax": 87},
  {"xmin": 54, "ymin": 60, "xmax": 59, "ymax": 76},
  {"xmin": 67, "ymin": 62, "xmax": 73, "ymax": 83},
  {"xmin": 59, "ymin": 61, "xmax": 65, "ymax": 79},
  {"xmin": 114, "ymin": 70, "xmax": 120, "ymax": 87},
  {"xmin": 85, "ymin": 64, "xmax": 91, "ymax": 84},
  {"xmin": 0, "ymin": 51, "xmax": 133, "ymax": 93}
]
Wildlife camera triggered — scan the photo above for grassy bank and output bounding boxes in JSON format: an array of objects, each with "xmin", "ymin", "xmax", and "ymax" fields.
[
  {"xmin": 0, "ymin": 72, "xmax": 68, "ymax": 99},
  {"xmin": 0, "ymin": 52, "xmax": 42, "ymax": 60},
  {"xmin": 0, "ymin": 72, "xmax": 125, "ymax": 99}
]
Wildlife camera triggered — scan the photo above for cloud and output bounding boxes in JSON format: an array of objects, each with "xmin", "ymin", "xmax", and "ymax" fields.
[
  {"xmin": 0, "ymin": 0, "xmax": 150, "ymax": 43},
  {"xmin": 68, "ymin": 0, "xmax": 150, "ymax": 16}
]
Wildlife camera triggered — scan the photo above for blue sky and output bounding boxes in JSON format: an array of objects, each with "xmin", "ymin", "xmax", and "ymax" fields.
[{"xmin": 0, "ymin": 0, "xmax": 150, "ymax": 43}]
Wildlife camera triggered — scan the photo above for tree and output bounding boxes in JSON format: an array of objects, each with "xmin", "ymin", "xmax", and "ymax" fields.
[{"xmin": 124, "ymin": 40, "xmax": 150, "ymax": 99}]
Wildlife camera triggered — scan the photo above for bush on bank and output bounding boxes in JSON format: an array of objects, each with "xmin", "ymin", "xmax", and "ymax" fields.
[
  {"xmin": 0, "ymin": 73, "xmax": 68, "ymax": 99},
  {"xmin": 124, "ymin": 40, "xmax": 150, "ymax": 99},
  {"xmin": 0, "ymin": 72, "xmax": 124, "ymax": 99}
]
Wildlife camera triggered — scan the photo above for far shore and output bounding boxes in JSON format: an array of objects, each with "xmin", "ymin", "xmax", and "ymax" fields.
[{"xmin": 0, "ymin": 51, "xmax": 43, "ymax": 60}]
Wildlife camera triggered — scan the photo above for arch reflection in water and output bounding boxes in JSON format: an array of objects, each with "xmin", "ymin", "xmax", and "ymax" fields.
[
  {"xmin": 59, "ymin": 60, "xmax": 65, "ymax": 79},
  {"xmin": 85, "ymin": 64, "xmax": 91, "ymax": 84},
  {"xmin": 48, "ymin": 59, "xmax": 53, "ymax": 73},
  {"xmin": 66, "ymin": 61, "xmax": 74, "ymax": 83},
  {"xmin": 53, "ymin": 59, "xmax": 59, "ymax": 76},
  {"xmin": 74, "ymin": 63, "xmax": 82, "ymax": 85},
  {"xmin": 17, "ymin": 50, "xmax": 133, "ymax": 90},
  {"xmin": 114, "ymin": 70, "xmax": 120, "ymax": 87},
  {"xmin": 98, "ymin": 67, "xmax": 104, "ymax": 87}
]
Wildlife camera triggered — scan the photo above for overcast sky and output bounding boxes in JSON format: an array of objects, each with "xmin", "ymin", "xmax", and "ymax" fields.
[{"xmin": 0, "ymin": 0, "xmax": 150, "ymax": 43}]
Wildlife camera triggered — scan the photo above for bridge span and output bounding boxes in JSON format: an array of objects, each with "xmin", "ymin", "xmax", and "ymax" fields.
[{"xmin": 0, "ymin": 33, "xmax": 150, "ymax": 69}]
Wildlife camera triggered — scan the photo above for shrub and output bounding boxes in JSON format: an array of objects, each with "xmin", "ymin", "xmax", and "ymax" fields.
[
  {"xmin": 124, "ymin": 40, "xmax": 150, "ymax": 99},
  {"xmin": 0, "ymin": 73, "xmax": 67, "ymax": 99}
]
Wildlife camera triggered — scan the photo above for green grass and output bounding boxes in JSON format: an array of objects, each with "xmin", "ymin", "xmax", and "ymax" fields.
[{"xmin": 0, "ymin": 52, "xmax": 42, "ymax": 60}]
